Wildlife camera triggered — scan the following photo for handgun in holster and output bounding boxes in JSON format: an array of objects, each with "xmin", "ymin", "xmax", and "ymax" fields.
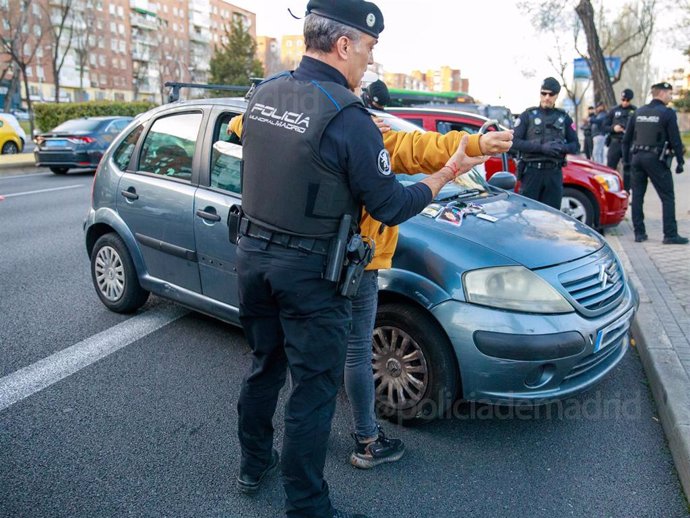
[
  {"xmin": 659, "ymin": 142, "xmax": 673, "ymax": 168},
  {"xmin": 324, "ymin": 214, "xmax": 374, "ymax": 299}
]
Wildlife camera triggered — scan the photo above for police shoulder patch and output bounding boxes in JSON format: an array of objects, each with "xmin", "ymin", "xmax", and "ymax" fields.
[{"xmin": 378, "ymin": 149, "xmax": 391, "ymax": 175}]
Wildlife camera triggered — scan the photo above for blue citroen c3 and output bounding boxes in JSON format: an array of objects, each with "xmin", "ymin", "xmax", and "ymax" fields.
[{"xmin": 84, "ymin": 97, "xmax": 638, "ymax": 422}]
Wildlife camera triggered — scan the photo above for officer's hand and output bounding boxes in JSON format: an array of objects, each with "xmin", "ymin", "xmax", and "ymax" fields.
[
  {"xmin": 676, "ymin": 164, "xmax": 684, "ymax": 175},
  {"xmin": 445, "ymin": 135, "xmax": 488, "ymax": 179},
  {"xmin": 371, "ymin": 116, "xmax": 391, "ymax": 134},
  {"xmin": 541, "ymin": 141, "xmax": 564, "ymax": 157},
  {"xmin": 614, "ymin": 124, "xmax": 625, "ymax": 133},
  {"xmin": 479, "ymin": 130, "xmax": 513, "ymax": 155}
]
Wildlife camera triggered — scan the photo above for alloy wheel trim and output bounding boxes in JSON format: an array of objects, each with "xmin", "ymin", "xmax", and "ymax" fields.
[{"xmin": 94, "ymin": 245, "xmax": 125, "ymax": 302}]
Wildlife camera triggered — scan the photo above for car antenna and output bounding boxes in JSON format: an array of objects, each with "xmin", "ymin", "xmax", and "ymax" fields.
[{"xmin": 164, "ymin": 79, "xmax": 264, "ymax": 103}]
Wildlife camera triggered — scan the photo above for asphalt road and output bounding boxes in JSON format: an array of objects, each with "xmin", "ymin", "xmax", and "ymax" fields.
[{"xmin": 0, "ymin": 169, "xmax": 688, "ymax": 518}]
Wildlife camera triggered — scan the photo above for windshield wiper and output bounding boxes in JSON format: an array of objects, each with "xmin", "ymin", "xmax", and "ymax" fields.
[{"xmin": 436, "ymin": 188, "xmax": 483, "ymax": 201}]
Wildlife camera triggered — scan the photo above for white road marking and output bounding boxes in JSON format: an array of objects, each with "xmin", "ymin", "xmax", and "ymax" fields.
[
  {"xmin": 1, "ymin": 184, "xmax": 84, "ymax": 198},
  {"xmin": 0, "ymin": 305, "xmax": 188, "ymax": 411}
]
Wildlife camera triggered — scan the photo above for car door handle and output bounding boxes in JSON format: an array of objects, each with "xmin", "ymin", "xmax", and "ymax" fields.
[
  {"xmin": 121, "ymin": 189, "xmax": 138, "ymax": 200},
  {"xmin": 196, "ymin": 209, "xmax": 221, "ymax": 222}
]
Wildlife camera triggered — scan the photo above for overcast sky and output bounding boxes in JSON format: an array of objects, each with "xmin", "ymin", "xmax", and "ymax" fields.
[{"xmin": 229, "ymin": 0, "xmax": 686, "ymax": 111}]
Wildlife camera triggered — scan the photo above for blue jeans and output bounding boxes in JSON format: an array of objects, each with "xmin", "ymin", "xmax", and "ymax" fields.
[{"xmin": 344, "ymin": 270, "xmax": 379, "ymax": 440}]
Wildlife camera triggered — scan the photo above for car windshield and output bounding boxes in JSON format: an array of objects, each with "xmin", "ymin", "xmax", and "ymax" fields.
[
  {"xmin": 374, "ymin": 110, "xmax": 490, "ymax": 200},
  {"xmin": 52, "ymin": 119, "xmax": 104, "ymax": 132}
]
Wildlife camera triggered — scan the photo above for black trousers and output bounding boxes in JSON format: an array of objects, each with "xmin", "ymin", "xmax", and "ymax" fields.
[
  {"xmin": 583, "ymin": 134, "xmax": 593, "ymax": 160},
  {"xmin": 606, "ymin": 138, "xmax": 629, "ymax": 189},
  {"xmin": 519, "ymin": 165, "xmax": 563, "ymax": 210},
  {"xmin": 631, "ymin": 151, "xmax": 678, "ymax": 238},
  {"xmin": 236, "ymin": 235, "xmax": 350, "ymax": 518}
]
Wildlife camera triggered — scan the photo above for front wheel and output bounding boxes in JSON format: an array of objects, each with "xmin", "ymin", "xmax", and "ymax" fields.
[
  {"xmin": 1, "ymin": 141, "xmax": 18, "ymax": 154},
  {"xmin": 90, "ymin": 233, "xmax": 149, "ymax": 313},
  {"xmin": 50, "ymin": 167, "xmax": 69, "ymax": 175},
  {"xmin": 561, "ymin": 187, "xmax": 595, "ymax": 227},
  {"xmin": 373, "ymin": 303, "xmax": 459, "ymax": 423}
]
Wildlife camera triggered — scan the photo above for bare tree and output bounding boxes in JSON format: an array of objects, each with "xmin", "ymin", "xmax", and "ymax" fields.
[
  {"xmin": 522, "ymin": 0, "xmax": 656, "ymax": 107},
  {"xmin": 70, "ymin": 1, "xmax": 95, "ymax": 102},
  {"xmin": 151, "ymin": 20, "xmax": 190, "ymax": 103},
  {"xmin": 40, "ymin": 0, "xmax": 74, "ymax": 103},
  {"xmin": 0, "ymin": 0, "xmax": 44, "ymax": 136}
]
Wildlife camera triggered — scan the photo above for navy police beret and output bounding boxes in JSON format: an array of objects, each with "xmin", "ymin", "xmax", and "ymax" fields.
[
  {"xmin": 541, "ymin": 77, "xmax": 561, "ymax": 94},
  {"xmin": 306, "ymin": 0, "xmax": 384, "ymax": 38},
  {"xmin": 651, "ymin": 82, "xmax": 672, "ymax": 90},
  {"xmin": 621, "ymin": 88, "xmax": 634, "ymax": 100}
]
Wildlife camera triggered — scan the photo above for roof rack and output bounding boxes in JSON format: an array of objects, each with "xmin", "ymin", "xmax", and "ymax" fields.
[{"xmin": 164, "ymin": 78, "xmax": 263, "ymax": 103}]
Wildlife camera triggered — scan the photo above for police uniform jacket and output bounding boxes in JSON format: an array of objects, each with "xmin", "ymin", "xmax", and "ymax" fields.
[
  {"xmin": 511, "ymin": 106, "xmax": 579, "ymax": 162},
  {"xmin": 604, "ymin": 103, "xmax": 637, "ymax": 140},
  {"xmin": 622, "ymin": 99, "xmax": 685, "ymax": 168},
  {"xmin": 231, "ymin": 110, "xmax": 484, "ymax": 271}
]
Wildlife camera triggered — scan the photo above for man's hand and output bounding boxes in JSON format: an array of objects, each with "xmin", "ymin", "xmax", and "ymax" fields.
[
  {"xmin": 676, "ymin": 163, "xmax": 684, "ymax": 175},
  {"xmin": 478, "ymin": 130, "xmax": 513, "ymax": 155},
  {"xmin": 420, "ymin": 135, "xmax": 488, "ymax": 198},
  {"xmin": 614, "ymin": 124, "xmax": 625, "ymax": 133},
  {"xmin": 541, "ymin": 141, "xmax": 564, "ymax": 157},
  {"xmin": 371, "ymin": 116, "xmax": 391, "ymax": 135}
]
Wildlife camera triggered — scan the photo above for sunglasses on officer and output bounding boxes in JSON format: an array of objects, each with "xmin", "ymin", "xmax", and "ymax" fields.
[{"xmin": 540, "ymin": 91, "xmax": 557, "ymax": 97}]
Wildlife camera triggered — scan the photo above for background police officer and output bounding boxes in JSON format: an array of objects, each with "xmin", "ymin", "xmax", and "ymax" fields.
[
  {"xmin": 604, "ymin": 88, "xmax": 636, "ymax": 190},
  {"xmin": 581, "ymin": 105, "xmax": 595, "ymax": 160},
  {"xmin": 362, "ymin": 79, "xmax": 390, "ymax": 110},
  {"xmin": 623, "ymin": 82, "xmax": 687, "ymax": 245},
  {"xmin": 235, "ymin": 2, "xmax": 487, "ymax": 517},
  {"xmin": 512, "ymin": 77, "xmax": 580, "ymax": 209}
]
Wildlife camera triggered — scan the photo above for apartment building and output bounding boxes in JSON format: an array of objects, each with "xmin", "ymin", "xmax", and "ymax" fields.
[{"xmin": 0, "ymin": 0, "xmax": 256, "ymax": 104}]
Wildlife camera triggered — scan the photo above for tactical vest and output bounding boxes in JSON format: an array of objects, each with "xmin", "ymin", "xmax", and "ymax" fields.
[
  {"xmin": 522, "ymin": 107, "xmax": 567, "ymax": 161},
  {"xmin": 242, "ymin": 74, "xmax": 363, "ymax": 238},
  {"xmin": 632, "ymin": 103, "xmax": 665, "ymax": 149},
  {"xmin": 610, "ymin": 104, "xmax": 636, "ymax": 140}
]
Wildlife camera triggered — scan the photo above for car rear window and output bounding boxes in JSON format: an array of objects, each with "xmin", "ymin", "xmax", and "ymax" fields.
[{"xmin": 52, "ymin": 119, "xmax": 104, "ymax": 132}]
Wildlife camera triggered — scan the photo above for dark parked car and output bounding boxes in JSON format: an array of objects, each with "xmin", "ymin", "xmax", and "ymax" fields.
[
  {"xmin": 34, "ymin": 116, "xmax": 132, "ymax": 175},
  {"xmin": 84, "ymin": 98, "xmax": 638, "ymax": 422},
  {"xmin": 388, "ymin": 107, "xmax": 629, "ymax": 230}
]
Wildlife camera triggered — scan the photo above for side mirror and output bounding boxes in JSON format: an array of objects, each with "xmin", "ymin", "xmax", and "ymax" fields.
[{"xmin": 488, "ymin": 171, "xmax": 517, "ymax": 190}]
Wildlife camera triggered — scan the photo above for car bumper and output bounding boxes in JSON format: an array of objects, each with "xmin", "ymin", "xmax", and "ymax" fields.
[
  {"xmin": 34, "ymin": 149, "xmax": 102, "ymax": 168},
  {"xmin": 599, "ymin": 189, "xmax": 628, "ymax": 227},
  {"xmin": 430, "ymin": 281, "xmax": 638, "ymax": 404}
]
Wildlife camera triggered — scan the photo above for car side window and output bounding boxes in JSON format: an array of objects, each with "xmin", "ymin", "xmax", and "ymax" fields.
[
  {"xmin": 436, "ymin": 120, "xmax": 478, "ymax": 135},
  {"xmin": 138, "ymin": 112, "xmax": 202, "ymax": 181},
  {"xmin": 210, "ymin": 112, "xmax": 242, "ymax": 194},
  {"xmin": 112, "ymin": 124, "xmax": 143, "ymax": 171},
  {"xmin": 404, "ymin": 118, "xmax": 424, "ymax": 128}
]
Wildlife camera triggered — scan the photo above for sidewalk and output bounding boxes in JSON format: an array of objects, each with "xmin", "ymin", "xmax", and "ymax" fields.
[
  {"xmin": 0, "ymin": 152, "xmax": 35, "ymax": 170},
  {"xmin": 606, "ymin": 169, "xmax": 690, "ymax": 500}
]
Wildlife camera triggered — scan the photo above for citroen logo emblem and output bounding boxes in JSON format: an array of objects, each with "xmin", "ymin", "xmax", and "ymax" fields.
[{"xmin": 598, "ymin": 263, "xmax": 610, "ymax": 290}]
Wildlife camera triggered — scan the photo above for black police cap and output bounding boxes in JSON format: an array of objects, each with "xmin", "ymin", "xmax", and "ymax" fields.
[
  {"xmin": 367, "ymin": 79, "xmax": 390, "ymax": 106},
  {"xmin": 541, "ymin": 77, "xmax": 561, "ymax": 94},
  {"xmin": 621, "ymin": 88, "xmax": 634, "ymax": 100},
  {"xmin": 651, "ymin": 82, "xmax": 672, "ymax": 91},
  {"xmin": 306, "ymin": 0, "xmax": 384, "ymax": 38}
]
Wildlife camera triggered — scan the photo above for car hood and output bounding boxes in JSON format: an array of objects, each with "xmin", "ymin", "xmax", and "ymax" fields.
[
  {"xmin": 566, "ymin": 155, "xmax": 618, "ymax": 175},
  {"xmin": 407, "ymin": 192, "xmax": 604, "ymax": 270}
]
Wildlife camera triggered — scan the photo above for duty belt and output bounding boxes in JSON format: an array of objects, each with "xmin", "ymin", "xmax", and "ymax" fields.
[
  {"xmin": 239, "ymin": 219, "xmax": 330, "ymax": 255},
  {"xmin": 631, "ymin": 145, "xmax": 661, "ymax": 154},
  {"xmin": 526, "ymin": 161, "xmax": 560, "ymax": 170}
]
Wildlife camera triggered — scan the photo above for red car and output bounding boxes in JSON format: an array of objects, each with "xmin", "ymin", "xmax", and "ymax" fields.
[{"xmin": 387, "ymin": 107, "xmax": 628, "ymax": 229}]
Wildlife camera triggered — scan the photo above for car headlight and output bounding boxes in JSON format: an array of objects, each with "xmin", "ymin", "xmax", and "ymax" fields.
[
  {"xmin": 594, "ymin": 173, "xmax": 621, "ymax": 192},
  {"xmin": 464, "ymin": 266, "xmax": 574, "ymax": 313}
]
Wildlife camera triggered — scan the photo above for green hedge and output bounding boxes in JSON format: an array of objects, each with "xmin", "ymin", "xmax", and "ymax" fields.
[{"xmin": 33, "ymin": 101, "xmax": 158, "ymax": 132}]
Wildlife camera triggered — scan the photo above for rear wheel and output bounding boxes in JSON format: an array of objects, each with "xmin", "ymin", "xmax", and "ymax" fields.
[
  {"xmin": 373, "ymin": 303, "xmax": 459, "ymax": 423},
  {"xmin": 1, "ymin": 141, "xmax": 18, "ymax": 154},
  {"xmin": 561, "ymin": 187, "xmax": 595, "ymax": 227},
  {"xmin": 90, "ymin": 233, "xmax": 149, "ymax": 313},
  {"xmin": 50, "ymin": 167, "xmax": 69, "ymax": 175}
]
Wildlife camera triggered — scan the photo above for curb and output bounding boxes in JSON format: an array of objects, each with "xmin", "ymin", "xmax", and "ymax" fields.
[{"xmin": 607, "ymin": 230, "xmax": 690, "ymax": 500}]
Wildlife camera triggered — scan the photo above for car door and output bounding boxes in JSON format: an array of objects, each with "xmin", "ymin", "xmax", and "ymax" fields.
[
  {"xmin": 116, "ymin": 110, "xmax": 204, "ymax": 293},
  {"xmin": 193, "ymin": 109, "xmax": 243, "ymax": 308}
]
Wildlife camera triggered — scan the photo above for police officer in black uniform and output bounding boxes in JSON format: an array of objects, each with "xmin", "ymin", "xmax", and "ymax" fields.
[
  {"xmin": 362, "ymin": 79, "xmax": 390, "ymax": 110},
  {"xmin": 235, "ymin": 2, "xmax": 486, "ymax": 517},
  {"xmin": 604, "ymin": 88, "xmax": 636, "ymax": 190},
  {"xmin": 623, "ymin": 82, "xmax": 687, "ymax": 244},
  {"xmin": 512, "ymin": 77, "xmax": 580, "ymax": 209}
]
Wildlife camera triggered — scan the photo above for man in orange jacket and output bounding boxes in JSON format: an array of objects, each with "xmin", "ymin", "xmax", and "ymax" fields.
[{"xmin": 229, "ymin": 113, "xmax": 512, "ymax": 467}]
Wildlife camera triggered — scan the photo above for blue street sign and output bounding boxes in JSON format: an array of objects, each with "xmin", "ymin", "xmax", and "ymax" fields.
[{"xmin": 573, "ymin": 57, "xmax": 621, "ymax": 79}]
